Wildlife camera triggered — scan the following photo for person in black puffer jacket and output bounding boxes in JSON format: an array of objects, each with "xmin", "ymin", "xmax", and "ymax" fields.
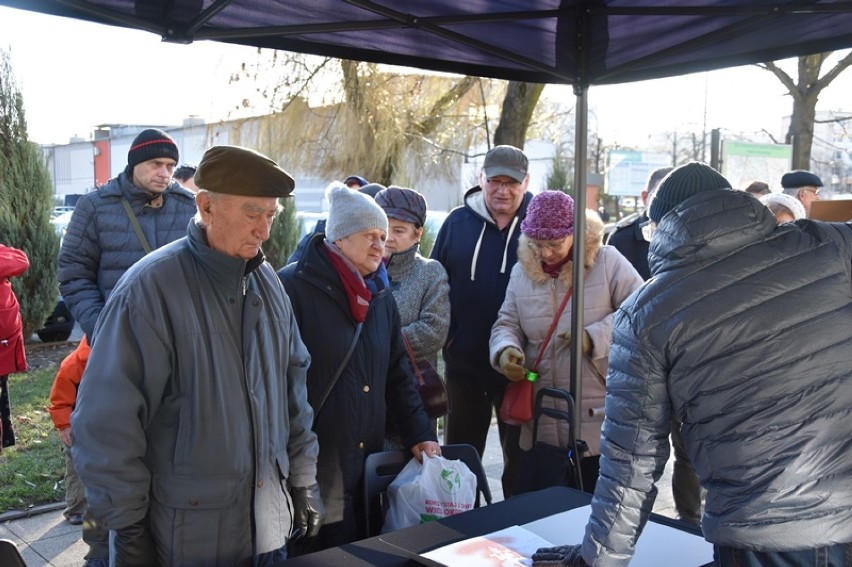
[
  {"xmin": 58, "ymin": 128, "xmax": 197, "ymax": 339},
  {"xmin": 279, "ymin": 186, "xmax": 439, "ymax": 553},
  {"xmin": 533, "ymin": 162, "xmax": 852, "ymax": 567}
]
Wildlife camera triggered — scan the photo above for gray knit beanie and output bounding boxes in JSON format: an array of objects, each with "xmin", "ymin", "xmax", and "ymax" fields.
[
  {"xmin": 649, "ymin": 162, "xmax": 731, "ymax": 223},
  {"xmin": 325, "ymin": 186, "xmax": 388, "ymax": 242}
]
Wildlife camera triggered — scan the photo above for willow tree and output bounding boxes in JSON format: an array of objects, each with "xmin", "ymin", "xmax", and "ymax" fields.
[
  {"xmin": 228, "ymin": 52, "xmax": 545, "ymax": 187},
  {"xmin": 0, "ymin": 48, "xmax": 58, "ymax": 337},
  {"xmin": 760, "ymin": 51, "xmax": 852, "ymax": 169},
  {"xmin": 493, "ymin": 81, "xmax": 546, "ymax": 149}
]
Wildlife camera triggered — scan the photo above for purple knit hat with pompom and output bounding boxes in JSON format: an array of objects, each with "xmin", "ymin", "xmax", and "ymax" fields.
[{"xmin": 521, "ymin": 190, "xmax": 575, "ymax": 240}]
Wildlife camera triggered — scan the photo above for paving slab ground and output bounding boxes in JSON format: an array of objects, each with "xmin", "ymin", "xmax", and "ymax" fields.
[{"xmin": 1, "ymin": 419, "xmax": 680, "ymax": 566}]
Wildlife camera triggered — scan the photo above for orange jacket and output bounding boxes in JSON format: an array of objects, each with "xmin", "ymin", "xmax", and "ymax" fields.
[{"xmin": 48, "ymin": 336, "xmax": 90, "ymax": 430}]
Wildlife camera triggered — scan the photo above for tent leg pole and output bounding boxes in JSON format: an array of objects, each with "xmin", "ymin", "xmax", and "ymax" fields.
[{"xmin": 570, "ymin": 85, "xmax": 589, "ymax": 491}]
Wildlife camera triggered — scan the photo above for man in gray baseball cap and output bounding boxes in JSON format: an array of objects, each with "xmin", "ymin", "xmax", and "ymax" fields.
[
  {"xmin": 430, "ymin": 144, "xmax": 533, "ymax": 498},
  {"xmin": 483, "ymin": 145, "xmax": 530, "ymax": 183}
]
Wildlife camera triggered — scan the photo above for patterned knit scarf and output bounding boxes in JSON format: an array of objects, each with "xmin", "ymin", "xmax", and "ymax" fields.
[{"xmin": 323, "ymin": 242, "xmax": 372, "ymax": 322}]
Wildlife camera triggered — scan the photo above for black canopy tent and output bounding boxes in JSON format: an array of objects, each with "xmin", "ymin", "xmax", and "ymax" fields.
[{"xmin": 5, "ymin": 0, "xmax": 852, "ymax": 469}]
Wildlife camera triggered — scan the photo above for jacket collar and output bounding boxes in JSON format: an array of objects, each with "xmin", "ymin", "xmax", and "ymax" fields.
[
  {"xmin": 187, "ymin": 220, "xmax": 264, "ymax": 296},
  {"xmin": 463, "ymin": 184, "xmax": 533, "ymax": 226},
  {"xmin": 648, "ymin": 188, "xmax": 777, "ymax": 275},
  {"xmin": 385, "ymin": 242, "xmax": 419, "ymax": 277}
]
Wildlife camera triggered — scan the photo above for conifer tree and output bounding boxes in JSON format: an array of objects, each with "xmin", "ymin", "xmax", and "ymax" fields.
[
  {"xmin": 0, "ymin": 48, "xmax": 58, "ymax": 338},
  {"xmin": 262, "ymin": 197, "xmax": 300, "ymax": 270}
]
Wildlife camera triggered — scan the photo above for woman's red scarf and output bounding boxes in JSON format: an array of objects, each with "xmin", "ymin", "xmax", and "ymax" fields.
[
  {"xmin": 323, "ymin": 243, "xmax": 371, "ymax": 322},
  {"xmin": 542, "ymin": 246, "xmax": 574, "ymax": 278}
]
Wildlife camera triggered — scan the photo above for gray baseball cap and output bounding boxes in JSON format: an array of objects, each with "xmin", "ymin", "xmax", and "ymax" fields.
[{"xmin": 483, "ymin": 145, "xmax": 529, "ymax": 183}]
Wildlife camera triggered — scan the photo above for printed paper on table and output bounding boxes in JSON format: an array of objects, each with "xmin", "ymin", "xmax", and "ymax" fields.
[{"xmin": 421, "ymin": 524, "xmax": 552, "ymax": 566}]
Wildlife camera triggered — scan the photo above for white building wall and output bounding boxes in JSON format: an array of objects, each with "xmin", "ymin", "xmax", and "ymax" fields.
[
  {"xmin": 44, "ymin": 143, "xmax": 96, "ymax": 199},
  {"xmin": 42, "ymin": 120, "xmax": 591, "ymax": 212}
]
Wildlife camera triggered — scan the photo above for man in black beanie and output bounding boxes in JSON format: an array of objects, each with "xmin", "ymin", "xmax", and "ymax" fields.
[
  {"xmin": 532, "ymin": 162, "xmax": 852, "ymax": 566},
  {"xmin": 59, "ymin": 128, "xmax": 195, "ymax": 338},
  {"xmin": 56, "ymin": 128, "xmax": 196, "ymax": 567}
]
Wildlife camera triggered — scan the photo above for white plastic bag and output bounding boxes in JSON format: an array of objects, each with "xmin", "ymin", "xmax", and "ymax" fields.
[{"xmin": 382, "ymin": 453, "xmax": 477, "ymax": 532}]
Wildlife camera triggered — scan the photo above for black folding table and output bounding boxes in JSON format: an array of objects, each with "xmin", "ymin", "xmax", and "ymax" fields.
[{"xmin": 279, "ymin": 486, "xmax": 701, "ymax": 566}]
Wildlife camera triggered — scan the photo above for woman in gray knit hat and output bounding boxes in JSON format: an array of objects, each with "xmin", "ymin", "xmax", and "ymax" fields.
[
  {"xmin": 278, "ymin": 186, "xmax": 439, "ymax": 553},
  {"xmin": 375, "ymin": 186, "xmax": 451, "ymax": 445}
]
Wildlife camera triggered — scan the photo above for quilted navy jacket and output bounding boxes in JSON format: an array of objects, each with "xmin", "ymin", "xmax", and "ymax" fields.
[
  {"xmin": 58, "ymin": 170, "xmax": 196, "ymax": 337},
  {"xmin": 430, "ymin": 186, "xmax": 532, "ymax": 397},
  {"xmin": 582, "ymin": 189, "xmax": 852, "ymax": 566}
]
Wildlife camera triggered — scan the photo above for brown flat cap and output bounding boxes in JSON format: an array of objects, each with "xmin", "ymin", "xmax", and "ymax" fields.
[{"xmin": 195, "ymin": 145, "xmax": 295, "ymax": 197}]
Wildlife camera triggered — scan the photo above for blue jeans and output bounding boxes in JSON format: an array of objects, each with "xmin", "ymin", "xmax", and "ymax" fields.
[{"xmin": 714, "ymin": 542, "xmax": 852, "ymax": 567}]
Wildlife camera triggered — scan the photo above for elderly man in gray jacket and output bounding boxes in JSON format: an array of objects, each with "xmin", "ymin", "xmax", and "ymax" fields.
[
  {"xmin": 72, "ymin": 145, "xmax": 324, "ymax": 566},
  {"xmin": 533, "ymin": 162, "xmax": 852, "ymax": 567}
]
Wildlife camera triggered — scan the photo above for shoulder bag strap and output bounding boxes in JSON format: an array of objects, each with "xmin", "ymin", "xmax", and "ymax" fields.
[
  {"xmin": 315, "ymin": 322, "xmax": 363, "ymax": 415},
  {"xmin": 121, "ymin": 199, "xmax": 153, "ymax": 255},
  {"xmin": 530, "ymin": 286, "xmax": 573, "ymax": 373},
  {"xmin": 401, "ymin": 333, "xmax": 424, "ymax": 386}
]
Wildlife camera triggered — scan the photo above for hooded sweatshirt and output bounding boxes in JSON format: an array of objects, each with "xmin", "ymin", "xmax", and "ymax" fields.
[{"xmin": 430, "ymin": 185, "xmax": 532, "ymax": 396}]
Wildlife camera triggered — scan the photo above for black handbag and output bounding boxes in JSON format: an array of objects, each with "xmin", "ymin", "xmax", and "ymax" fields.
[
  {"xmin": 513, "ymin": 387, "xmax": 587, "ymax": 495},
  {"xmin": 402, "ymin": 334, "xmax": 450, "ymax": 420}
]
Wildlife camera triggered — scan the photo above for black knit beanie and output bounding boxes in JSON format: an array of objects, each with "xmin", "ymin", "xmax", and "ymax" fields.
[
  {"xmin": 127, "ymin": 129, "xmax": 179, "ymax": 168},
  {"xmin": 649, "ymin": 162, "xmax": 731, "ymax": 223}
]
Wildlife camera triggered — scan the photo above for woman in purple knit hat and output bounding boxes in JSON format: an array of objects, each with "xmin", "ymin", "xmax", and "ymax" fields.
[{"xmin": 489, "ymin": 190, "xmax": 643, "ymax": 493}]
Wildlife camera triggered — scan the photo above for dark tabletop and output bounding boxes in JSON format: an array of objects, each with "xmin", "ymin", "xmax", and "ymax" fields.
[{"xmin": 281, "ymin": 487, "xmax": 598, "ymax": 566}]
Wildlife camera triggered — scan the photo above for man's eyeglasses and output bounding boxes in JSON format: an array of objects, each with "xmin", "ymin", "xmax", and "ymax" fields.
[
  {"xmin": 487, "ymin": 178, "xmax": 522, "ymax": 190},
  {"xmin": 801, "ymin": 187, "xmax": 820, "ymax": 196},
  {"xmin": 527, "ymin": 238, "xmax": 567, "ymax": 253}
]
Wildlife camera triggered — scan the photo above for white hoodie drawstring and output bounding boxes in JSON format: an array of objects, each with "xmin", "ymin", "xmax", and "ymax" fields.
[
  {"xmin": 470, "ymin": 222, "xmax": 487, "ymax": 281},
  {"xmin": 469, "ymin": 215, "xmax": 521, "ymax": 280},
  {"xmin": 500, "ymin": 216, "xmax": 520, "ymax": 274}
]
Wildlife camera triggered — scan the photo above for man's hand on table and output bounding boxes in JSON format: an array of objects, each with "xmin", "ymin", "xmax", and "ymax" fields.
[{"xmin": 532, "ymin": 544, "xmax": 589, "ymax": 566}]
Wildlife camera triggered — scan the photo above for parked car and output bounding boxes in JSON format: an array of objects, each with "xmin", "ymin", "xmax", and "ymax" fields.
[
  {"xmin": 36, "ymin": 297, "xmax": 75, "ymax": 342},
  {"xmin": 51, "ymin": 205, "xmax": 75, "ymax": 218},
  {"xmin": 603, "ymin": 211, "xmax": 641, "ymax": 244},
  {"xmin": 296, "ymin": 211, "xmax": 327, "ymax": 239},
  {"xmin": 52, "ymin": 210, "xmax": 74, "ymax": 244}
]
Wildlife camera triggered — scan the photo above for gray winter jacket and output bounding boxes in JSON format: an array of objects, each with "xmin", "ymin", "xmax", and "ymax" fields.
[
  {"xmin": 72, "ymin": 220, "xmax": 319, "ymax": 565},
  {"xmin": 489, "ymin": 213, "xmax": 643, "ymax": 455},
  {"xmin": 385, "ymin": 244, "xmax": 450, "ymax": 362},
  {"xmin": 58, "ymin": 170, "xmax": 196, "ymax": 337},
  {"xmin": 581, "ymin": 189, "xmax": 852, "ymax": 566}
]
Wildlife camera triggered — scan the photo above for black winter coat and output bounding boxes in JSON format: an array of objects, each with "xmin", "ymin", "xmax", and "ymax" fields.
[
  {"xmin": 278, "ymin": 234, "xmax": 435, "ymax": 547},
  {"xmin": 606, "ymin": 213, "xmax": 651, "ymax": 280}
]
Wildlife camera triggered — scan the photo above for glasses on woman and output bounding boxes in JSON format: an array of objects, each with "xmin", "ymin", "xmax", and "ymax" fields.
[{"xmin": 527, "ymin": 238, "xmax": 567, "ymax": 253}]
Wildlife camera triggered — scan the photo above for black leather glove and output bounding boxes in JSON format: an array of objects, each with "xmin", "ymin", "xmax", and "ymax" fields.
[
  {"xmin": 113, "ymin": 515, "xmax": 157, "ymax": 566},
  {"xmin": 292, "ymin": 484, "xmax": 325, "ymax": 538},
  {"xmin": 532, "ymin": 544, "xmax": 588, "ymax": 566}
]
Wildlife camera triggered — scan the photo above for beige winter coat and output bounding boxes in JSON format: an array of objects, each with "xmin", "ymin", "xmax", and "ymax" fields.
[{"xmin": 489, "ymin": 212, "xmax": 643, "ymax": 455}]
